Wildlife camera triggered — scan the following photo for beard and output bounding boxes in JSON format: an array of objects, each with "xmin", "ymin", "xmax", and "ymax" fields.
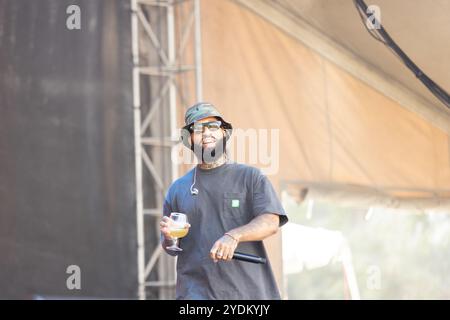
[{"xmin": 192, "ymin": 136, "xmax": 227, "ymax": 163}]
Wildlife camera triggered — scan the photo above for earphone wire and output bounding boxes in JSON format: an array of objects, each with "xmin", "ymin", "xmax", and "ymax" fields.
[{"xmin": 190, "ymin": 165, "xmax": 198, "ymax": 195}]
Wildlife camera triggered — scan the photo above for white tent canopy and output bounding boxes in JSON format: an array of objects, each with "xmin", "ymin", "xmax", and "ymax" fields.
[{"xmin": 282, "ymin": 222, "xmax": 360, "ymax": 299}]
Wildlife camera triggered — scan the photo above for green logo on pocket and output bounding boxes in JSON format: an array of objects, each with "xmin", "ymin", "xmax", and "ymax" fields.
[{"xmin": 231, "ymin": 199, "xmax": 240, "ymax": 208}]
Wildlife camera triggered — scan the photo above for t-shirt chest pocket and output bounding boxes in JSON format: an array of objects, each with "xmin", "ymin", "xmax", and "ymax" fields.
[{"xmin": 223, "ymin": 192, "xmax": 248, "ymax": 222}]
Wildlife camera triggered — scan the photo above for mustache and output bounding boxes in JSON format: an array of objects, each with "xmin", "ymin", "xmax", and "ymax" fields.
[{"xmin": 202, "ymin": 137, "xmax": 216, "ymax": 143}]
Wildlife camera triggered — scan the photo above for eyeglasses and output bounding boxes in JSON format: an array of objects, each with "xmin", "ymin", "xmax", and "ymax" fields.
[{"xmin": 190, "ymin": 120, "xmax": 222, "ymax": 133}]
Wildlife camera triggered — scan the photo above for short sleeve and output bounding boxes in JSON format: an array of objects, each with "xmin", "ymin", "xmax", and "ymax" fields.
[{"xmin": 252, "ymin": 170, "xmax": 288, "ymax": 227}]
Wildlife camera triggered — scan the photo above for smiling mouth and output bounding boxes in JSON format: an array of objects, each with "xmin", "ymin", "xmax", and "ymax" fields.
[{"xmin": 202, "ymin": 138, "xmax": 216, "ymax": 145}]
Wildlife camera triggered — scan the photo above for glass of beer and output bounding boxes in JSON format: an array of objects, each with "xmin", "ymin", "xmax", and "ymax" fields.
[{"xmin": 166, "ymin": 212, "xmax": 189, "ymax": 252}]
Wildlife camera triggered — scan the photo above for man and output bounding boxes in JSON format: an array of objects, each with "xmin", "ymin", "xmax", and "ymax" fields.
[{"xmin": 159, "ymin": 102, "xmax": 288, "ymax": 300}]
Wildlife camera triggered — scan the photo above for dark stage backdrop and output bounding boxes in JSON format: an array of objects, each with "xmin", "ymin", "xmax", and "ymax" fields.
[{"xmin": 0, "ymin": 0, "xmax": 143, "ymax": 298}]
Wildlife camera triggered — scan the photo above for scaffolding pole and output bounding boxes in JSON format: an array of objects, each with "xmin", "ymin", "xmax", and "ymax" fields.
[{"xmin": 131, "ymin": 0, "xmax": 203, "ymax": 300}]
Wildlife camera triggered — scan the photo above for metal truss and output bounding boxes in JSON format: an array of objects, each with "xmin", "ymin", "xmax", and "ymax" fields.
[{"xmin": 131, "ymin": 0, "xmax": 202, "ymax": 300}]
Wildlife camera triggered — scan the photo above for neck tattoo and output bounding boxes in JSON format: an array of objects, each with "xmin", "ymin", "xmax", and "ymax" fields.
[{"xmin": 199, "ymin": 154, "xmax": 227, "ymax": 170}]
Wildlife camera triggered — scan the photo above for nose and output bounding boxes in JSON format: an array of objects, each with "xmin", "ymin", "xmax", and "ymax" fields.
[{"xmin": 202, "ymin": 126, "xmax": 212, "ymax": 136}]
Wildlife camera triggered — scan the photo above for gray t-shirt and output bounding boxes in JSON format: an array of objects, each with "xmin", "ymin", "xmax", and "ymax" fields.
[{"xmin": 162, "ymin": 161, "xmax": 288, "ymax": 300}]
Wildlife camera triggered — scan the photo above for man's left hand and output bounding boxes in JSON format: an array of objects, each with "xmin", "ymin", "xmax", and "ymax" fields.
[{"xmin": 210, "ymin": 234, "xmax": 239, "ymax": 263}]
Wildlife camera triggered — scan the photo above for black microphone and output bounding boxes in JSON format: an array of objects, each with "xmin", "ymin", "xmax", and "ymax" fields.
[{"xmin": 232, "ymin": 252, "xmax": 267, "ymax": 264}]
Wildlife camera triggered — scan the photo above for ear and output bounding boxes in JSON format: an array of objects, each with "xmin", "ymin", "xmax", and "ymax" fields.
[
  {"xmin": 222, "ymin": 127, "xmax": 231, "ymax": 140},
  {"xmin": 180, "ymin": 127, "xmax": 193, "ymax": 149}
]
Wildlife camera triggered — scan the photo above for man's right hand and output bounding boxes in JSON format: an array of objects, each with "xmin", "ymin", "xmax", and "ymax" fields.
[{"xmin": 160, "ymin": 216, "xmax": 190, "ymax": 240}]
